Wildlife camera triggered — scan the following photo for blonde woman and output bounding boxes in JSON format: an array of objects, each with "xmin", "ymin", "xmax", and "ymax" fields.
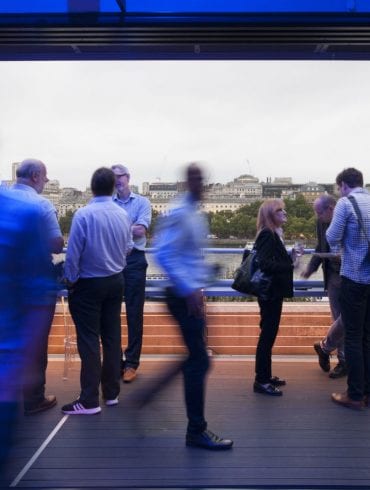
[{"xmin": 253, "ymin": 199, "xmax": 294, "ymax": 396}]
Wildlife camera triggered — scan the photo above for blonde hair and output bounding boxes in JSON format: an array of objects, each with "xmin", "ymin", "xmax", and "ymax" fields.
[{"xmin": 256, "ymin": 198, "xmax": 285, "ymax": 235}]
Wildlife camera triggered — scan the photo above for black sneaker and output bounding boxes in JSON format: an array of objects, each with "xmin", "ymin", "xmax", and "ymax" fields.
[
  {"xmin": 186, "ymin": 429, "xmax": 233, "ymax": 450},
  {"xmin": 62, "ymin": 400, "xmax": 101, "ymax": 415},
  {"xmin": 270, "ymin": 376, "xmax": 286, "ymax": 386},
  {"xmin": 314, "ymin": 342, "xmax": 330, "ymax": 372},
  {"xmin": 329, "ymin": 362, "xmax": 348, "ymax": 379},
  {"xmin": 253, "ymin": 381, "xmax": 283, "ymax": 396}
]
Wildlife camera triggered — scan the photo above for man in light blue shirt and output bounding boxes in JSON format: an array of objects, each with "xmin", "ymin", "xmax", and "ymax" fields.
[
  {"xmin": 327, "ymin": 167, "xmax": 370, "ymax": 410},
  {"xmin": 112, "ymin": 164, "xmax": 151, "ymax": 383},
  {"xmin": 0, "ymin": 187, "xmax": 52, "ymax": 474},
  {"xmin": 10, "ymin": 158, "xmax": 64, "ymax": 415},
  {"xmin": 154, "ymin": 163, "xmax": 233, "ymax": 450},
  {"xmin": 62, "ymin": 168, "xmax": 131, "ymax": 415}
]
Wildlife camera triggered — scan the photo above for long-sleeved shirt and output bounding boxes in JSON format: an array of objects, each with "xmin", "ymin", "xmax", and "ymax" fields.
[
  {"xmin": 326, "ymin": 187, "xmax": 370, "ymax": 284},
  {"xmin": 10, "ymin": 183, "xmax": 62, "ymax": 242},
  {"xmin": 113, "ymin": 191, "xmax": 151, "ymax": 251},
  {"xmin": 64, "ymin": 196, "xmax": 131, "ymax": 283},
  {"xmin": 154, "ymin": 193, "xmax": 213, "ymax": 297},
  {"xmin": 305, "ymin": 220, "xmax": 340, "ymax": 289}
]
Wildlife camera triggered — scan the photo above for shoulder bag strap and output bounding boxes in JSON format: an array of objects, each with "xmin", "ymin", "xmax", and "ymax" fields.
[{"xmin": 348, "ymin": 195, "xmax": 370, "ymax": 245}]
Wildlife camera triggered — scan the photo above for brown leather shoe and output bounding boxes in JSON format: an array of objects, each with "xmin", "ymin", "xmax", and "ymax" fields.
[
  {"xmin": 123, "ymin": 367, "xmax": 137, "ymax": 383},
  {"xmin": 331, "ymin": 392, "xmax": 365, "ymax": 411},
  {"xmin": 24, "ymin": 395, "xmax": 57, "ymax": 415}
]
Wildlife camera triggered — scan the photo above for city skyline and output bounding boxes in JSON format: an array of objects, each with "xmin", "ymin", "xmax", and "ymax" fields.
[{"xmin": 1, "ymin": 59, "xmax": 370, "ymax": 189}]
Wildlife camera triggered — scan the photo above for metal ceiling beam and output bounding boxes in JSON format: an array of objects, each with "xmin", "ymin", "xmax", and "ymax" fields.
[{"xmin": 1, "ymin": 12, "xmax": 370, "ymax": 60}]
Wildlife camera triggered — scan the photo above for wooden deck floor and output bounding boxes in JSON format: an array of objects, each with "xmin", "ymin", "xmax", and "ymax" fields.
[{"xmin": 3, "ymin": 357, "xmax": 370, "ymax": 489}]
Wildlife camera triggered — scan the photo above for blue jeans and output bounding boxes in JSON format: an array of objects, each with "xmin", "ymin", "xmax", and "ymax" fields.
[
  {"xmin": 165, "ymin": 289, "xmax": 210, "ymax": 435},
  {"xmin": 123, "ymin": 250, "xmax": 148, "ymax": 369},
  {"xmin": 340, "ymin": 277, "xmax": 370, "ymax": 401}
]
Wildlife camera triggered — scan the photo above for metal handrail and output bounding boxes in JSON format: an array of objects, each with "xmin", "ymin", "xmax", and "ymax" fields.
[
  {"xmin": 144, "ymin": 247, "xmax": 326, "ymax": 299},
  {"xmin": 60, "ymin": 247, "xmax": 326, "ymax": 298}
]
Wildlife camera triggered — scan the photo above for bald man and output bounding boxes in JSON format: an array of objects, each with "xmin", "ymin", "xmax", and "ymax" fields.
[{"xmin": 11, "ymin": 158, "xmax": 64, "ymax": 414}]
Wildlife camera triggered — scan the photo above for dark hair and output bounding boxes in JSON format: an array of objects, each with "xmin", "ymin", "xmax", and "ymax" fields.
[
  {"xmin": 336, "ymin": 167, "xmax": 363, "ymax": 188},
  {"xmin": 317, "ymin": 194, "xmax": 337, "ymax": 210},
  {"xmin": 91, "ymin": 167, "xmax": 115, "ymax": 196}
]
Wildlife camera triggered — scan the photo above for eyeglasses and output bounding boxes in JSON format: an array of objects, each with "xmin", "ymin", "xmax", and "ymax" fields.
[{"xmin": 275, "ymin": 208, "xmax": 286, "ymax": 213}]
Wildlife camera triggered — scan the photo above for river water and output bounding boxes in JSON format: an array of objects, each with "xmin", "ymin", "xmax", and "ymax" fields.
[{"xmin": 146, "ymin": 252, "xmax": 323, "ymax": 281}]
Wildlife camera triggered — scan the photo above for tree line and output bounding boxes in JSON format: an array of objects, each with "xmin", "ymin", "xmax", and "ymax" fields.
[
  {"xmin": 59, "ymin": 194, "xmax": 316, "ymax": 242},
  {"xmin": 207, "ymin": 195, "xmax": 316, "ymax": 240}
]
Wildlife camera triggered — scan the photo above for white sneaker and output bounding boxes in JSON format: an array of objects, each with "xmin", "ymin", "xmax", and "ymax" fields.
[
  {"xmin": 105, "ymin": 398, "xmax": 119, "ymax": 406},
  {"xmin": 62, "ymin": 400, "xmax": 101, "ymax": 415}
]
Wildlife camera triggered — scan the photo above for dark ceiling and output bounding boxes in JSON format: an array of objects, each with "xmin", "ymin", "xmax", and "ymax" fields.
[{"xmin": 1, "ymin": 12, "xmax": 370, "ymax": 61}]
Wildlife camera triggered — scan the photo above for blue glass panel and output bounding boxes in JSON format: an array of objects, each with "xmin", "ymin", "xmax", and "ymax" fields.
[
  {"xmin": 1, "ymin": 0, "xmax": 370, "ymax": 13},
  {"xmin": 0, "ymin": 0, "xmax": 120, "ymax": 13},
  {"xmin": 0, "ymin": 0, "xmax": 67, "ymax": 13},
  {"xmin": 125, "ymin": 0, "xmax": 370, "ymax": 13}
]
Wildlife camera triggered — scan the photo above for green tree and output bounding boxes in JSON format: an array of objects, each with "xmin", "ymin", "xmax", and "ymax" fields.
[{"xmin": 59, "ymin": 210, "xmax": 75, "ymax": 237}]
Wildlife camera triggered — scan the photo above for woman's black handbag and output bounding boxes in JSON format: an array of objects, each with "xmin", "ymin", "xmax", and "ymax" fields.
[{"xmin": 231, "ymin": 249, "xmax": 272, "ymax": 300}]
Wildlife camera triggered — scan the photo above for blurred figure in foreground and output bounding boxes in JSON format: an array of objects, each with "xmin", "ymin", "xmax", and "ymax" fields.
[
  {"xmin": 0, "ymin": 187, "xmax": 52, "ymax": 477},
  {"xmin": 301, "ymin": 194, "xmax": 346, "ymax": 379},
  {"xmin": 154, "ymin": 163, "xmax": 233, "ymax": 450},
  {"xmin": 253, "ymin": 199, "xmax": 294, "ymax": 396},
  {"xmin": 11, "ymin": 158, "xmax": 64, "ymax": 415}
]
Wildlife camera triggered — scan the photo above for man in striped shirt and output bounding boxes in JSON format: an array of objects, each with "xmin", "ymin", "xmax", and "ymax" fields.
[{"xmin": 327, "ymin": 167, "xmax": 370, "ymax": 410}]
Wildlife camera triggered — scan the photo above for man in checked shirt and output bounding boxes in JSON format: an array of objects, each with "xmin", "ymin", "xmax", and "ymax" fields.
[{"xmin": 327, "ymin": 167, "xmax": 370, "ymax": 410}]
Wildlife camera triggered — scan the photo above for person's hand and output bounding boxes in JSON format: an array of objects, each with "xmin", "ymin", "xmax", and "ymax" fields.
[
  {"xmin": 186, "ymin": 289, "xmax": 204, "ymax": 318},
  {"xmin": 300, "ymin": 268, "xmax": 311, "ymax": 279}
]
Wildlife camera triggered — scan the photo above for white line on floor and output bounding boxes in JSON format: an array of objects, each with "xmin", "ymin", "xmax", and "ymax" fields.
[{"xmin": 10, "ymin": 415, "xmax": 69, "ymax": 487}]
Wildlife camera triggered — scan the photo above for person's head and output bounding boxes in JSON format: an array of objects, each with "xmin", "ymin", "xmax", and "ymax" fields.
[
  {"xmin": 91, "ymin": 167, "xmax": 115, "ymax": 197},
  {"xmin": 186, "ymin": 163, "xmax": 204, "ymax": 202},
  {"xmin": 16, "ymin": 158, "xmax": 48, "ymax": 194},
  {"xmin": 111, "ymin": 164, "xmax": 130, "ymax": 197},
  {"xmin": 336, "ymin": 167, "xmax": 363, "ymax": 197},
  {"xmin": 313, "ymin": 194, "xmax": 337, "ymax": 224},
  {"xmin": 257, "ymin": 198, "xmax": 287, "ymax": 234}
]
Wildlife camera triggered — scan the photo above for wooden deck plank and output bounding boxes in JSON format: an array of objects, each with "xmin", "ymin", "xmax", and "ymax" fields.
[{"xmin": 4, "ymin": 358, "xmax": 370, "ymax": 488}]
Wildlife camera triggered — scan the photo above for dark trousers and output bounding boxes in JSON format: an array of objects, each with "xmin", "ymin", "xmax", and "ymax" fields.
[
  {"xmin": 255, "ymin": 297, "xmax": 283, "ymax": 384},
  {"xmin": 166, "ymin": 289, "xmax": 210, "ymax": 435},
  {"xmin": 22, "ymin": 301, "xmax": 56, "ymax": 410},
  {"xmin": 122, "ymin": 249, "xmax": 148, "ymax": 369},
  {"xmin": 340, "ymin": 277, "xmax": 370, "ymax": 401},
  {"xmin": 69, "ymin": 273, "xmax": 124, "ymax": 407}
]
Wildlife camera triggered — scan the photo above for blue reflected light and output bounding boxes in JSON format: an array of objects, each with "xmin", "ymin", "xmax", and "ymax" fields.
[
  {"xmin": 1, "ymin": 0, "xmax": 370, "ymax": 13},
  {"xmin": 0, "ymin": 0, "xmax": 120, "ymax": 14}
]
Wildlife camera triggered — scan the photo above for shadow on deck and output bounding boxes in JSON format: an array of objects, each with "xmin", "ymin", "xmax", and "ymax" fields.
[{"xmin": 3, "ymin": 357, "xmax": 370, "ymax": 489}]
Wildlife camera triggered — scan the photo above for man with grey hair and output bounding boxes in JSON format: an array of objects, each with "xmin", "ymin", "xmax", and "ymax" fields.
[
  {"xmin": 111, "ymin": 164, "xmax": 151, "ymax": 383},
  {"xmin": 11, "ymin": 158, "xmax": 64, "ymax": 414},
  {"xmin": 301, "ymin": 194, "xmax": 346, "ymax": 379}
]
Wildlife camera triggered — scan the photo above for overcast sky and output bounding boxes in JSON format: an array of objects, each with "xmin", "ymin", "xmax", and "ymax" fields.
[{"xmin": 0, "ymin": 59, "xmax": 369, "ymax": 190}]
